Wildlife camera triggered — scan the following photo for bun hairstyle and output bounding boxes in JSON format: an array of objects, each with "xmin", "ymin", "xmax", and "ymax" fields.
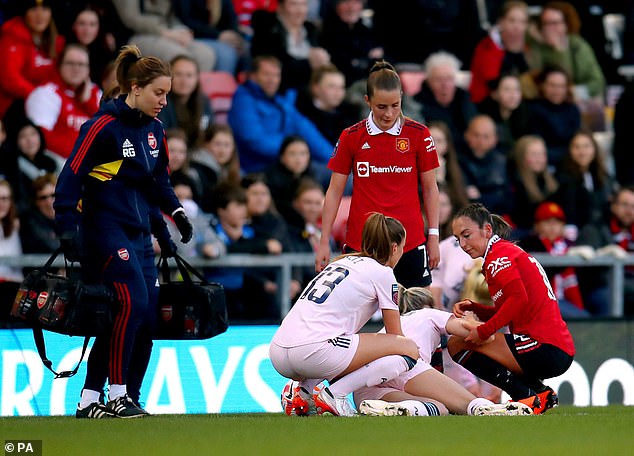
[
  {"xmin": 366, "ymin": 60, "xmax": 402, "ymax": 99},
  {"xmin": 114, "ymin": 45, "xmax": 171, "ymax": 94},
  {"xmin": 398, "ymin": 284, "xmax": 435, "ymax": 314}
]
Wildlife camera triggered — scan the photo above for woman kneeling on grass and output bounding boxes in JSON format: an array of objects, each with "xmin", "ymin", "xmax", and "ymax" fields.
[
  {"xmin": 447, "ymin": 203, "xmax": 575, "ymax": 414},
  {"xmin": 352, "ymin": 286, "xmax": 534, "ymax": 417},
  {"xmin": 269, "ymin": 212, "xmax": 420, "ymax": 416}
]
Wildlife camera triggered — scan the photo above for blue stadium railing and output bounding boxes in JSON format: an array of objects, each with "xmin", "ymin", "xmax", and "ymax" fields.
[{"xmin": 3, "ymin": 252, "xmax": 633, "ymax": 317}]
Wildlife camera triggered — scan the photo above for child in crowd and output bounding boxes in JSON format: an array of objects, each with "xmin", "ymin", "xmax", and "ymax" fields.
[
  {"xmin": 519, "ymin": 201, "xmax": 590, "ymax": 319},
  {"xmin": 191, "ymin": 124, "xmax": 242, "ymax": 214},
  {"xmin": 158, "ymin": 179, "xmax": 225, "ymax": 261},
  {"xmin": 242, "ymin": 173, "xmax": 300, "ymax": 302},
  {"xmin": 207, "ymin": 182, "xmax": 282, "ymax": 321},
  {"xmin": 264, "ymin": 135, "xmax": 330, "ymax": 224},
  {"xmin": 286, "ymin": 178, "xmax": 336, "ymax": 292},
  {"xmin": 166, "ymin": 128, "xmax": 204, "ymax": 206}
]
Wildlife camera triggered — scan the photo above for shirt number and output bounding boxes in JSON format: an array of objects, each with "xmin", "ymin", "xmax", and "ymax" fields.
[
  {"xmin": 300, "ymin": 266, "xmax": 350, "ymax": 304},
  {"xmin": 528, "ymin": 256, "xmax": 557, "ymax": 301}
]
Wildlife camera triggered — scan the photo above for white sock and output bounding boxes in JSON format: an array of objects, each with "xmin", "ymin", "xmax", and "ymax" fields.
[
  {"xmin": 329, "ymin": 355, "xmax": 409, "ymax": 397},
  {"xmin": 398, "ymin": 400, "xmax": 443, "ymax": 416},
  {"xmin": 108, "ymin": 384, "xmax": 127, "ymax": 401},
  {"xmin": 79, "ymin": 389, "xmax": 101, "ymax": 409},
  {"xmin": 467, "ymin": 397, "xmax": 494, "ymax": 415}
]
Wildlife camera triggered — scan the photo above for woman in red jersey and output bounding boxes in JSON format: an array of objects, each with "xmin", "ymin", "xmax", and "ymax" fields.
[
  {"xmin": 447, "ymin": 203, "xmax": 575, "ymax": 414},
  {"xmin": 315, "ymin": 60, "xmax": 440, "ymax": 289}
]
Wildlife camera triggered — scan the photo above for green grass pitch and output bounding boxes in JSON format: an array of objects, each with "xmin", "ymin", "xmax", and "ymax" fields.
[{"xmin": 1, "ymin": 406, "xmax": 633, "ymax": 455}]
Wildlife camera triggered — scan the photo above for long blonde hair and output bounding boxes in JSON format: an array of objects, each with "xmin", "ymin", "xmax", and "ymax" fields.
[{"xmin": 460, "ymin": 259, "xmax": 492, "ymax": 305}]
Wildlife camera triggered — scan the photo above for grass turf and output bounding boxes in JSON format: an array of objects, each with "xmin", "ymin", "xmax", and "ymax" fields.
[{"xmin": 1, "ymin": 406, "xmax": 633, "ymax": 455}]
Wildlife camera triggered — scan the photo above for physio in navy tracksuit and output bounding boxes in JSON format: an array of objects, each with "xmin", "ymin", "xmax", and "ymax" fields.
[{"xmin": 54, "ymin": 45, "xmax": 193, "ymax": 419}]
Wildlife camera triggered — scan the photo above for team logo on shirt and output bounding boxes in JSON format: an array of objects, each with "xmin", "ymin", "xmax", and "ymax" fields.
[
  {"xmin": 122, "ymin": 139, "xmax": 135, "ymax": 157},
  {"xmin": 357, "ymin": 161, "xmax": 370, "ymax": 177},
  {"xmin": 148, "ymin": 132, "xmax": 157, "ymax": 149},
  {"xmin": 396, "ymin": 138, "xmax": 409, "ymax": 153},
  {"xmin": 117, "ymin": 248, "xmax": 129, "ymax": 261},
  {"xmin": 487, "ymin": 256, "xmax": 511, "ymax": 277},
  {"xmin": 392, "ymin": 283, "xmax": 399, "ymax": 306}
]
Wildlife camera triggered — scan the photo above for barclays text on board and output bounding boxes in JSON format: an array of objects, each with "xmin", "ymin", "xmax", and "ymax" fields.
[{"xmin": 0, "ymin": 325, "xmax": 632, "ymax": 416}]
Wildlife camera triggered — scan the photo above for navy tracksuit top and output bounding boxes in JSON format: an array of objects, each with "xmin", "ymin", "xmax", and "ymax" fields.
[{"xmin": 55, "ymin": 96, "xmax": 180, "ymax": 238}]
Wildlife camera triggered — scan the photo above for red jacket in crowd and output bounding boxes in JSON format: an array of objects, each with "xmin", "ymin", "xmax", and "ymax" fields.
[{"xmin": 0, "ymin": 16, "xmax": 65, "ymax": 118}]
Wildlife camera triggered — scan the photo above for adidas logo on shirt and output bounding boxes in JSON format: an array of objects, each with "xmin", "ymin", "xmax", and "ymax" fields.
[
  {"xmin": 361, "ymin": 142, "xmax": 371, "ymax": 149},
  {"xmin": 122, "ymin": 139, "xmax": 136, "ymax": 157}
]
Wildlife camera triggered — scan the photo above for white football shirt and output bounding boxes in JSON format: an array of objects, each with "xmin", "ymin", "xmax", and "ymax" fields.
[
  {"xmin": 380, "ymin": 308, "xmax": 452, "ymax": 363},
  {"xmin": 272, "ymin": 255, "xmax": 399, "ymax": 347}
]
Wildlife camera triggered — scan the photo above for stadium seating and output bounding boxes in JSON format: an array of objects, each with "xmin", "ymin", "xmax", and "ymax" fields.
[
  {"xmin": 199, "ymin": 71, "xmax": 239, "ymax": 125},
  {"xmin": 399, "ymin": 70, "xmax": 426, "ymax": 96}
]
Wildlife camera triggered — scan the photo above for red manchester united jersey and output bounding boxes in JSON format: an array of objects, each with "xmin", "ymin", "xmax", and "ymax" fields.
[
  {"xmin": 478, "ymin": 237, "xmax": 575, "ymax": 356},
  {"xmin": 329, "ymin": 115, "xmax": 439, "ymax": 252}
]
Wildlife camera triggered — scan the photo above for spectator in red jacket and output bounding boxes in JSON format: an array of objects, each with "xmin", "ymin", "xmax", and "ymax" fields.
[
  {"xmin": 519, "ymin": 201, "xmax": 590, "ymax": 319},
  {"xmin": 0, "ymin": 0, "xmax": 65, "ymax": 122},
  {"xmin": 232, "ymin": 0, "xmax": 278, "ymax": 38},
  {"xmin": 25, "ymin": 43, "xmax": 102, "ymax": 159},
  {"xmin": 469, "ymin": 1, "xmax": 530, "ymax": 104}
]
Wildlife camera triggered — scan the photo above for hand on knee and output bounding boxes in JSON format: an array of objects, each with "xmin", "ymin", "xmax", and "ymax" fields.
[{"xmin": 401, "ymin": 336, "xmax": 420, "ymax": 360}]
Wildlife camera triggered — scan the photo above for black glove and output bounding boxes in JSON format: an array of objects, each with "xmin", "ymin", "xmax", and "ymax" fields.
[
  {"xmin": 173, "ymin": 209, "xmax": 193, "ymax": 243},
  {"xmin": 59, "ymin": 231, "xmax": 81, "ymax": 262},
  {"xmin": 157, "ymin": 236, "xmax": 177, "ymax": 258}
]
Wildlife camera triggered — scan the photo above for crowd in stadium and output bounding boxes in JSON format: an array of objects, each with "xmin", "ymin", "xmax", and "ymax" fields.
[{"xmin": 2, "ymin": 0, "xmax": 634, "ymax": 323}]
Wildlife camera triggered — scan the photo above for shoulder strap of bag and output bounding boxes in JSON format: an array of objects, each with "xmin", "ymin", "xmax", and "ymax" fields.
[{"xmin": 32, "ymin": 327, "xmax": 90, "ymax": 378}]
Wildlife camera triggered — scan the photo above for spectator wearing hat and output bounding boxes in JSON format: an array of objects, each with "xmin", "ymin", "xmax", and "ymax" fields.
[
  {"xmin": 0, "ymin": 0, "xmax": 65, "ymax": 124},
  {"xmin": 519, "ymin": 201, "xmax": 590, "ymax": 318}
]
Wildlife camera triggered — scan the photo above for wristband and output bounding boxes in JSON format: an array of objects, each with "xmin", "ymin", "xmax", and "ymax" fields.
[{"xmin": 428, "ymin": 228, "xmax": 439, "ymax": 236}]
